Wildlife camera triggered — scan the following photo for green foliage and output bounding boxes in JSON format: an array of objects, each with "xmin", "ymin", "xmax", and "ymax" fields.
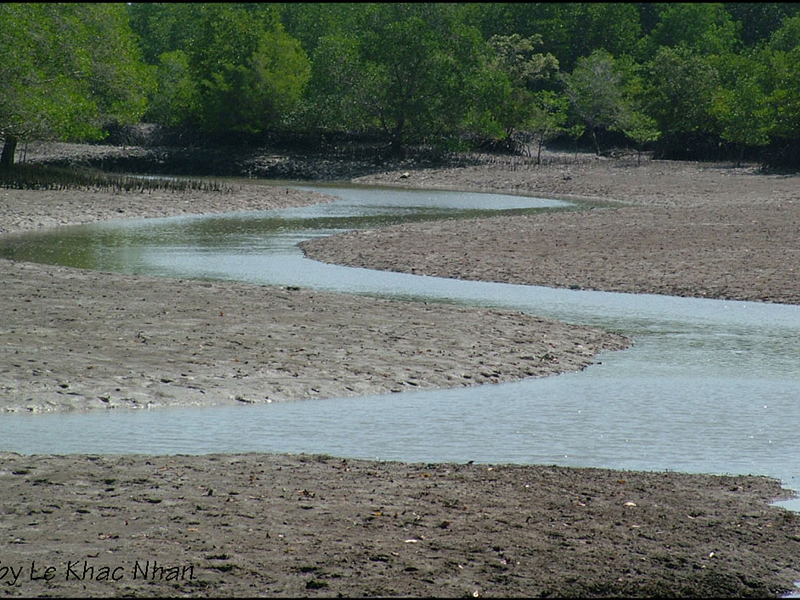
[
  {"xmin": 487, "ymin": 34, "xmax": 559, "ymax": 89},
  {"xmin": 756, "ymin": 16, "xmax": 800, "ymax": 143},
  {"xmin": 298, "ymin": 3, "xmax": 487, "ymax": 152},
  {"xmin": 131, "ymin": 3, "xmax": 309, "ymax": 134},
  {"xmin": 292, "ymin": 35, "xmax": 364, "ymax": 131},
  {"xmin": 277, "ymin": 2, "xmax": 363, "ymax": 55},
  {"xmin": 644, "ymin": 46, "xmax": 720, "ymax": 136},
  {"xmin": 723, "ymin": 3, "xmax": 800, "ymax": 47},
  {"xmin": 465, "ymin": 34, "xmax": 559, "ymax": 144},
  {"xmin": 645, "ymin": 3, "xmax": 741, "ymax": 56},
  {"xmin": 623, "ymin": 112, "xmax": 661, "ymax": 164},
  {"xmin": 127, "ymin": 3, "xmax": 192, "ymax": 65},
  {"xmin": 528, "ymin": 92, "xmax": 573, "ymax": 163},
  {"xmin": 623, "ymin": 112, "xmax": 661, "ymax": 147},
  {"xmin": 156, "ymin": 3, "xmax": 800, "ymax": 165},
  {"xmin": 461, "ymin": 3, "xmax": 642, "ymax": 71},
  {"xmin": 146, "ymin": 51, "xmax": 198, "ymax": 127},
  {"xmin": 710, "ymin": 53, "xmax": 770, "ymax": 164},
  {"xmin": 185, "ymin": 4, "xmax": 309, "ymax": 133},
  {"xmin": 561, "ymin": 50, "xmax": 634, "ymax": 154},
  {"xmin": 0, "ymin": 3, "xmax": 152, "ymax": 163},
  {"xmin": 197, "ymin": 29, "xmax": 309, "ymax": 133},
  {"xmin": 360, "ymin": 4, "xmax": 483, "ymax": 148},
  {"xmin": 7, "ymin": 2, "xmax": 800, "ymax": 166},
  {"xmin": 578, "ymin": 3, "xmax": 645, "ymax": 63}
]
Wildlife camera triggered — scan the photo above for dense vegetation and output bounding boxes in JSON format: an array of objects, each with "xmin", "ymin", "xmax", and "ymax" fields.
[{"xmin": 3, "ymin": 2, "xmax": 800, "ymax": 168}]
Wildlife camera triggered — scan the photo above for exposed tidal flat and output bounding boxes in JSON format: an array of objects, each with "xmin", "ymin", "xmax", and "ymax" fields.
[{"xmin": 1, "ymin": 143, "xmax": 799, "ymax": 597}]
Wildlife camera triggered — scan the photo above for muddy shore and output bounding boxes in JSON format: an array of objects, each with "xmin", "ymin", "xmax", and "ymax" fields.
[
  {"xmin": 1, "ymin": 143, "xmax": 800, "ymax": 597},
  {"xmin": 2, "ymin": 453, "xmax": 799, "ymax": 598},
  {"xmin": 0, "ymin": 179, "xmax": 626, "ymax": 413},
  {"xmin": 303, "ymin": 154, "xmax": 800, "ymax": 305}
]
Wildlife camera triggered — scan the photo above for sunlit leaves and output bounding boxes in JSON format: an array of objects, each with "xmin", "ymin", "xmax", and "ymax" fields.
[
  {"xmin": 298, "ymin": 3, "xmax": 486, "ymax": 150},
  {"xmin": 0, "ymin": 3, "xmax": 151, "ymax": 145},
  {"xmin": 147, "ymin": 51, "xmax": 198, "ymax": 128},
  {"xmin": 132, "ymin": 3, "xmax": 310, "ymax": 133},
  {"xmin": 644, "ymin": 46, "xmax": 720, "ymax": 136},
  {"xmin": 710, "ymin": 54, "xmax": 770, "ymax": 163},
  {"xmin": 466, "ymin": 34, "xmax": 560, "ymax": 144},
  {"xmin": 561, "ymin": 50, "xmax": 633, "ymax": 154},
  {"xmin": 646, "ymin": 3, "xmax": 741, "ymax": 56},
  {"xmin": 757, "ymin": 16, "xmax": 800, "ymax": 140}
]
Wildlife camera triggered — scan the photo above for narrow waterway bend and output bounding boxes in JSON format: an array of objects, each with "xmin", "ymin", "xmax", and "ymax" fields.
[{"xmin": 2, "ymin": 183, "xmax": 799, "ymax": 509}]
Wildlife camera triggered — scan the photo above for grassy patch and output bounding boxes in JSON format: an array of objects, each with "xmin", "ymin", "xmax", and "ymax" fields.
[{"xmin": 0, "ymin": 164, "xmax": 232, "ymax": 193}]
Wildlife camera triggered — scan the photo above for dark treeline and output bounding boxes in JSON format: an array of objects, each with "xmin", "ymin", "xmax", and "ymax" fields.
[{"xmin": 3, "ymin": 3, "xmax": 800, "ymax": 168}]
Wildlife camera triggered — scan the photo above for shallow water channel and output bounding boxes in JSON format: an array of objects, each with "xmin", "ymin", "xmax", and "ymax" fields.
[{"xmin": 2, "ymin": 182, "xmax": 800, "ymax": 510}]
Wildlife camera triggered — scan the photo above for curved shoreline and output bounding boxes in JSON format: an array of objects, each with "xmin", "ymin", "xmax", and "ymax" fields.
[
  {"xmin": 304, "ymin": 158, "xmax": 800, "ymax": 306},
  {"xmin": 0, "ymin": 181, "xmax": 627, "ymax": 413},
  {"xmin": 2, "ymin": 147, "xmax": 800, "ymax": 598}
]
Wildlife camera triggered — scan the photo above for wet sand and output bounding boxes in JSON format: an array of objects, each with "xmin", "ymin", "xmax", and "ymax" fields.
[
  {"xmin": 2, "ymin": 452, "xmax": 798, "ymax": 598},
  {"xmin": 0, "ymin": 181, "xmax": 626, "ymax": 413},
  {"xmin": 304, "ymin": 154, "xmax": 800, "ymax": 305},
  {"xmin": 1, "ymin": 144, "xmax": 799, "ymax": 597}
]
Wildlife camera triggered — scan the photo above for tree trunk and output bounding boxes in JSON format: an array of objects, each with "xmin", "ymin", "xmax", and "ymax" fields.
[
  {"xmin": 1, "ymin": 136, "xmax": 18, "ymax": 168},
  {"xmin": 388, "ymin": 120, "xmax": 405, "ymax": 157},
  {"xmin": 735, "ymin": 144, "xmax": 745, "ymax": 168},
  {"xmin": 591, "ymin": 127, "xmax": 601, "ymax": 156},
  {"xmin": 536, "ymin": 135, "xmax": 544, "ymax": 165}
]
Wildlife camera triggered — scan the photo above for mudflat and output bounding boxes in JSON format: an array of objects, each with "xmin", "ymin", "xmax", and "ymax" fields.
[
  {"xmin": 1, "ymin": 452, "xmax": 798, "ymax": 598},
  {"xmin": 0, "ymin": 182, "xmax": 626, "ymax": 413},
  {"xmin": 304, "ymin": 153, "xmax": 800, "ymax": 305},
  {"xmin": 1, "ymin": 144, "xmax": 799, "ymax": 597}
]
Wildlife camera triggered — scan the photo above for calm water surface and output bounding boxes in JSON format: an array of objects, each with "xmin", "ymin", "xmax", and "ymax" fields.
[{"xmin": 2, "ymin": 182, "xmax": 799, "ymax": 509}]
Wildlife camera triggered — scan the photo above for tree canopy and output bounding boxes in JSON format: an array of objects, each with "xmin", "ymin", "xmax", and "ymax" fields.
[
  {"xmin": 0, "ymin": 3, "xmax": 152, "ymax": 166},
  {"xmin": 5, "ymin": 2, "xmax": 800, "ymax": 167},
  {"xmin": 130, "ymin": 3, "xmax": 310, "ymax": 134}
]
